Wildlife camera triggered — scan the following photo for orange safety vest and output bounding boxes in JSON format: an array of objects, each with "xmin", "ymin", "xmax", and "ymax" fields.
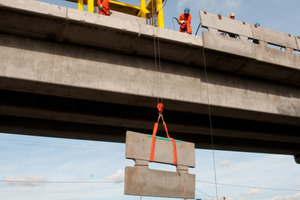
[
  {"xmin": 97, "ymin": 0, "xmax": 110, "ymax": 16},
  {"xmin": 179, "ymin": 13, "xmax": 192, "ymax": 34}
]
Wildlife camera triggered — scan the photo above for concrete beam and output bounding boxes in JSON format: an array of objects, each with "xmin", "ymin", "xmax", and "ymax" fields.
[
  {"xmin": 0, "ymin": 0, "xmax": 300, "ymax": 86},
  {"xmin": 0, "ymin": 0, "xmax": 300, "ymax": 156},
  {"xmin": 0, "ymin": 34, "xmax": 300, "ymax": 155},
  {"xmin": 1, "ymin": 34, "xmax": 300, "ymax": 123}
]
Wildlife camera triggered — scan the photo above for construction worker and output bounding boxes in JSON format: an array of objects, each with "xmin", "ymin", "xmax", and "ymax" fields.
[
  {"xmin": 97, "ymin": 0, "xmax": 111, "ymax": 16},
  {"xmin": 177, "ymin": 8, "xmax": 192, "ymax": 34},
  {"xmin": 228, "ymin": 12, "xmax": 237, "ymax": 38}
]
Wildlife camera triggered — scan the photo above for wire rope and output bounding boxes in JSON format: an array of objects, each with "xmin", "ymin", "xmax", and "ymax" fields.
[{"xmin": 202, "ymin": 42, "xmax": 219, "ymax": 199}]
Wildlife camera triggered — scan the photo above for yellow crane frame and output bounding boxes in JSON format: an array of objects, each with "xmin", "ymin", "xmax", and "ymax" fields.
[{"xmin": 64, "ymin": 0, "xmax": 165, "ymax": 28}]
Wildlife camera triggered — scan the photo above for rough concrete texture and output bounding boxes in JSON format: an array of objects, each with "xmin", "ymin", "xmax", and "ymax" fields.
[
  {"xmin": 296, "ymin": 36, "xmax": 300, "ymax": 50},
  {"xmin": 200, "ymin": 11, "xmax": 253, "ymax": 38},
  {"xmin": 0, "ymin": 0, "xmax": 299, "ymax": 85},
  {"xmin": 202, "ymin": 31, "xmax": 256, "ymax": 58},
  {"xmin": 0, "ymin": 0, "xmax": 300, "ymax": 155},
  {"xmin": 125, "ymin": 166, "xmax": 195, "ymax": 199},
  {"xmin": 126, "ymin": 131, "xmax": 195, "ymax": 167},
  {"xmin": 124, "ymin": 131, "xmax": 195, "ymax": 199},
  {"xmin": 199, "ymin": 10, "xmax": 300, "ymax": 84},
  {"xmin": 1, "ymin": 34, "xmax": 299, "ymax": 120}
]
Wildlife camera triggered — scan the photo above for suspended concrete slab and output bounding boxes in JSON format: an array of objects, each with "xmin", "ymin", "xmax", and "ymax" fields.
[{"xmin": 124, "ymin": 131, "xmax": 195, "ymax": 199}]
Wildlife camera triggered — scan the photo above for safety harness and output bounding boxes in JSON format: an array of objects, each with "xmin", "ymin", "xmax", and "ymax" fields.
[{"xmin": 150, "ymin": 103, "xmax": 177, "ymax": 166}]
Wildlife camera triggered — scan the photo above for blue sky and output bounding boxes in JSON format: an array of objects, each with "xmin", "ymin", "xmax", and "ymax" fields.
[{"xmin": 1, "ymin": 0, "xmax": 300, "ymax": 200}]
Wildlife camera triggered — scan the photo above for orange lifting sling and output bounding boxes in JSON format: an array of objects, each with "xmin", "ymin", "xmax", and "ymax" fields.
[{"xmin": 150, "ymin": 103, "xmax": 177, "ymax": 166}]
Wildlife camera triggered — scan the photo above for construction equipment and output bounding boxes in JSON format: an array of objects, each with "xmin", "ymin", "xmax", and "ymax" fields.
[{"xmin": 64, "ymin": 0, "xmax": 166, "ymax": 28}]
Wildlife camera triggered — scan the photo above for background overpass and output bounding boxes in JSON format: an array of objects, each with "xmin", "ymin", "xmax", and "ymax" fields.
[{"xmin": 0, "ymin": 0, "xmax": 300, "ymax": 162}]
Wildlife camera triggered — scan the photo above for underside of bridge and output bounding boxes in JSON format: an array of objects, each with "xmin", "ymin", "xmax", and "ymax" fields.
[{"xmin": 0, "ymin": 85, "xmax": 300, "ymax": 157}]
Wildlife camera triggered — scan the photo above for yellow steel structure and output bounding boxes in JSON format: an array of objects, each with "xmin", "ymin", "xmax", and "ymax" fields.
[
  {"xmin": 78, "ymin": 0, "xmax": 83, "ymax": 10},
  {"xmin": 64, "ymin": 0, "xmax": 165, "ymax": 28},
  {"xmin": 87, "ymin": 0, "xmax": 94, "ymax": 12}
]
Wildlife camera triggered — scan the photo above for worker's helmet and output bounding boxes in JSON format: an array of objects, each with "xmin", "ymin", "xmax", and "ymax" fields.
[
  {"xmin": 184, "ymin": 8, "xmax": 190, "ymax": 14},
  {"xmin": 255, "ymin": 22, "xmax": 261, "ymax": 26}
]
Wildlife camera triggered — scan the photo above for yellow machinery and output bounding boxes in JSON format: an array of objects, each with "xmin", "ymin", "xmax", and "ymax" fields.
[{"xmin": 64, "ymin": 0, "xmax": 165, "ymax": 28}]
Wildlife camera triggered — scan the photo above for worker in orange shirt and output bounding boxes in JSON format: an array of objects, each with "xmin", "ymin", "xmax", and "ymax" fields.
[
  {"xmin": 177, "ymin": 8, "xmax": 192, "ymax": 34},
  {"xmin": 97, "ymin": 0, "xmax": 111, "ymax": 16}
]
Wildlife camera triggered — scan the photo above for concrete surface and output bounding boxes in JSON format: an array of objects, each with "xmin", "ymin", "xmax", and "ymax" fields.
[
  {"xmin": 0, "ymin": 0, "xmax": 300, "ymax": 156},
  {"xmin": 199, "ymin": 11, "xmax": 300, "ymax": 85},
  {"xmin": 126, "ymin": 131, "xmax": 195, "ymax": 167},
  {"xmin": 124, "ymin": 131, "xmax": 195, "ymax": 199},
  {"xmin": 125, "ymin": 166, "xmax": 195, "ymax": 199}
]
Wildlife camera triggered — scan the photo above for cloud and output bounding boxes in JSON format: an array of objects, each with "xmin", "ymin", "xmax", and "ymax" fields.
[
  {"xmin": 240, "ymin": 189, "xmax": 260, "ymax": 196},
  {"xmin": 107, "ymin": 169, "xmax": 124, "ymax": 182},
  {"xmin": 4, "ymin": 176, "xmax": 48, "ymax": 187},
  {"xmin": 220, "ymin": 160, "xmax": 231, "ymax": 168},
  {"xmin": 269, "ymin": 192, "xmax": 300, "ymax": 200}
]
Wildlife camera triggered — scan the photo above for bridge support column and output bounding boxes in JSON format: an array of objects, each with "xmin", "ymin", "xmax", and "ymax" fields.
[{"xmin": 294, "ymin": 155, "xmax": 300, "ymax": 164}]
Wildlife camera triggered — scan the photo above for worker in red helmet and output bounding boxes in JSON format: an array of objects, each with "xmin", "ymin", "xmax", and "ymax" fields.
[
  {"xmin": 229, "ymin": 12, "xmax": 235, "ymax": 20},
  {"xmin": 97, "ymin": 0, "xmax": 111, "ymax": 16},
  {"xmin": 177, "ymin": 8, "xmax": 192, "ymax": 34}
]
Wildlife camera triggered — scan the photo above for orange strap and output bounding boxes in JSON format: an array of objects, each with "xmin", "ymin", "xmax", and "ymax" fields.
[
  {"xmin": 150, "ymin": 122, "xmax": 158, "ymax": 162},
  {"xmin": 150, "ymin": 104, "xmax": 177, "ymax": 166}
]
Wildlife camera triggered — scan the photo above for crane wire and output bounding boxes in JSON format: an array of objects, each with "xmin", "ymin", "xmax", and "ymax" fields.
[
  {"xmin": 202, "ymin": 41, "xmax": 219, "ymax": 199},
  {"xmin": 152, "ymin": 0, "xmax": 163, "ymax": 104}
]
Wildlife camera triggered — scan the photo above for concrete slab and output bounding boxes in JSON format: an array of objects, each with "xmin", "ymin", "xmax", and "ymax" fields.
[
  {"xmin": 200, "ymin": 11, "xmax": 253, "ymax": 37},
  {"xmin": 202, "ymin": 31, "xmax": 256, "ymax": 59},
  {"xmin": 124, "ymin": 131, "xmax": 195, "ymax": 198},
  {"xmin": 0, "ymin": 0, "xmax": 67, "ymax": 18},
  {"xmin": 126, "ymin": 131, "xmax": 195, "ymax": 167},
  {"xmin": 251, "ymin": 24, "xmax": 298, "ymax": 49},
  {"xmin": 295, "ymin": 36, "xmax": 300, "ymax": 50},
  {"xmin": 0, "ymin": 0, "xmax": 67, "ymax": 40},
  {"xmin": 255, "ymin": 42, "xmax": 300, "ymax": 70},
  {"xmin": 125, "ymin": 166, "xmax": 195, "ymax": 199}
]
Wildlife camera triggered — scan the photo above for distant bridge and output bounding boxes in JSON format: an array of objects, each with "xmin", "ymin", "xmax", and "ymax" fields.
[{"xmin": 0, "ymin": 0, "xmax": 299, "ymax": 163}]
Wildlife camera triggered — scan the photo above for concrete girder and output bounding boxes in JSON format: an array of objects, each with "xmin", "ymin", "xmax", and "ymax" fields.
[{"xmin": 0, "ymin": 0, "xmax": 300, "ymax": 156}]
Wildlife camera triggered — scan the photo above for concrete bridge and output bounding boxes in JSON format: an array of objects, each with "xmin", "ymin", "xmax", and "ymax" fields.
[{"xmin": 0, "ymin": 0, "xmax": 300, "ymax": 163}]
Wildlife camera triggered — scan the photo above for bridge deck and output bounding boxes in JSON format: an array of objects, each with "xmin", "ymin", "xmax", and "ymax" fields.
[{"xmin": 0, "ymin": 0, "xmax": 299, "ymax": 157}]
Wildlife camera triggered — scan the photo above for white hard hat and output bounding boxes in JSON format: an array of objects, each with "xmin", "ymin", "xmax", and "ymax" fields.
[{"xmin": 230, "ymin": 12, "xmax": 235, "ymax": 17}]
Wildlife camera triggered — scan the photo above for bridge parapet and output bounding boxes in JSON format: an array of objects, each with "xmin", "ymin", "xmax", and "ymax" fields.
[{"xmin": 200, "ymin": 11, "xmax": 300, "ymax": 85}]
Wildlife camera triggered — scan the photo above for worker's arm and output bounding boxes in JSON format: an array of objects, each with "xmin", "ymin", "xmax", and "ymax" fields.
[
  {"xmin": 178, "ymin": 14, "xmax": 185, "ymax": 24},
  {"xmin": 188, "ymin": 14, "xmax": 192, "ymax": 23}
]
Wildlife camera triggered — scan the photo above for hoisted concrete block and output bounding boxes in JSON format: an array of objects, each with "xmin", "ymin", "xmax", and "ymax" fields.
[{"xmin": 124, "ymin": 131, "xmax": 195, "ymax": 199}]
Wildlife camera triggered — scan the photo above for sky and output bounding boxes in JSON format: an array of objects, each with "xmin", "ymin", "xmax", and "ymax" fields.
[{"xmin": 1, "ymin": 0, "xmax": 300, "ymax": 200}]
